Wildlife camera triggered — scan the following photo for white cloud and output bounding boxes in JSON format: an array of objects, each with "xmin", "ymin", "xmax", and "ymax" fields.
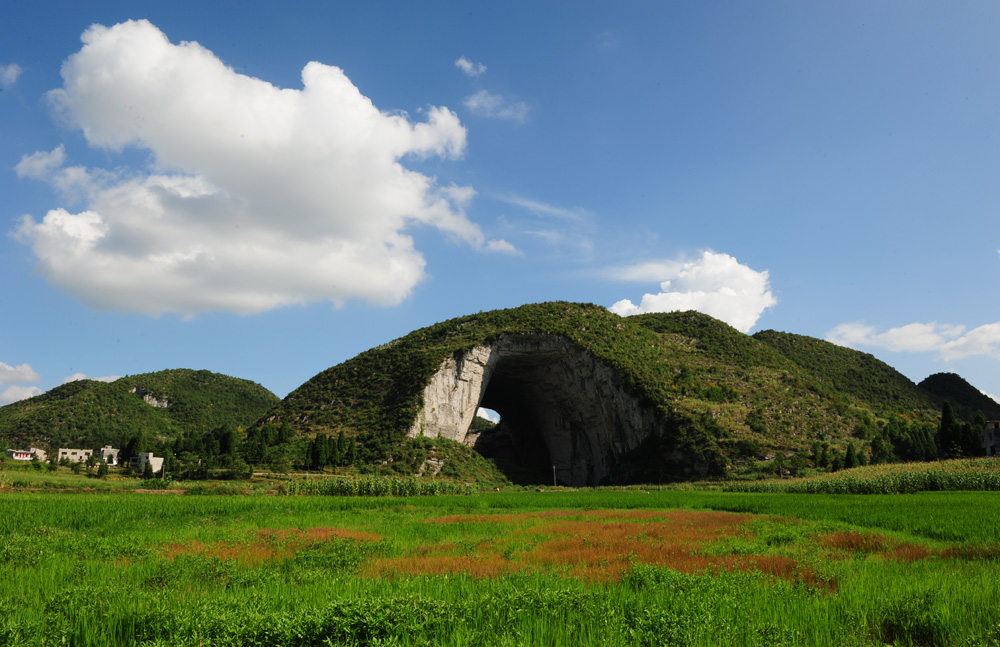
[
  {"xmin": 0, "ymin": 362, "xmax": 41, "ymax": 386},
  {"xmin": 0, "ymin": 385, "xmax": 43, "ymax": 405},
  {"xmin": 463, "ymin": 90, "xmax": 529, "ymax": 123},
  {"xmin": 982, "ymin": 390, "xmax": 1000, "ymax": 405},
  {"xmin": 826, "ymin": 320, "xmax": 1000, "ymax": 362},
  {"xmin": 62, "ymin": 373, "xmax": 121, "ymax": 384},
  {"xmin": 455, "ymin": 56, "xmax": 486, "ymax": 77},
  {"xmin": 485, "ymin": 238, "xmax": 520, "ymax": 255},
  {"xmin": 0, "ymin": 63, "xmax": 22, "ymax": 90},
  {"xmin": 497, "ymin": 195, "xmax": 588, "ymax": 222},
  {"xmin": 607, "ymin": 251, "xmax": 777, "ymax": 333},
  {"xmin": 15, "ymin": 19, "xmax": 491, "ymax": 316},
  {"xmin": 826, "ymin": 321, "xmax": 967, "ymax": 353},
  {"xmin": 493, "ymin": 194, "xmax": 595, "ymax": 255},
  {"xmin": 15, "ymin": 146, "xmax": 66, "ymax": 180},
  {"xmin": 940, "ymin": 322, "xmax": 1000, "ymax": 361}
]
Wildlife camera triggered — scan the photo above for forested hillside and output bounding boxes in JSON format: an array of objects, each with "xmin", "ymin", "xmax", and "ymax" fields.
[
  {"xmin": 251, "ymin": 302, "xmax": 991, "ymax": 480},
  {"xmin": 0, "ymin": 369, "xmax": 278, "ymax": 453},
  {"xmin": 4, "ymin": 304, "xmax": 994, "ymax": 483}
]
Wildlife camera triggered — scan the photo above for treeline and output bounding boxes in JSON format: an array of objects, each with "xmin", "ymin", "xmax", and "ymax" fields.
[{"xmin": 871, "ymin": 402, "xmax": 986, "ymax": 464}]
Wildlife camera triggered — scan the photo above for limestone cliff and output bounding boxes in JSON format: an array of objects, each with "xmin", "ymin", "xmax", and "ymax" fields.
[{"xmin": 407, "ymin": 334, "xmax": 666, "ymax": 486}]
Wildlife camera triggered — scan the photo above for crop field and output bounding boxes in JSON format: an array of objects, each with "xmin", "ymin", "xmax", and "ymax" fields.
[{"xmin": 0, "ymin": 489, "xmax": 998, "ymax": 646}]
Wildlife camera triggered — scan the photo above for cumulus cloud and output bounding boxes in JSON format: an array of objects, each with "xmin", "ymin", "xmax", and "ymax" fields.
[
  {"xmin": 607, "ymin": 251, "xmax": 777, "ymax": 333},
  {"xmin": 0, "ymin": 362, "xmax": 41, "ymax": 386},
  {"xmin": 455, "ymin": 56, "xmax": 486, "ymax": 77},
  {"xmin": 0, "ymin": 63, "xmax": 22, "ymax": 90},
  {"xmin": 463, "ymin": 90, "xmax": 529, "ymax": 123},
  {"xmin": 15, "ymin": 146, "xmax": 67, "ymax": 180},
  {"xmin": 62, "ymin": 373, "xmax": 121, "ymax": 384},
  {"xmin": 0, "ymin": 363, "xmax": 42, "ymax": 405},
  {"xmin": 0, "ymin": 385, "xmax": 43, "ymax": 405},
  {"xmin": 826, "ymin": 320, "xmax": 1000, "ymax": 362},
  {"xmin": 15, "ymin": 20, "xmax": 503, "ymax": 316},
  {"xmin": 485, "ymin": 238, "xmax": 520, "ymax": 254}
]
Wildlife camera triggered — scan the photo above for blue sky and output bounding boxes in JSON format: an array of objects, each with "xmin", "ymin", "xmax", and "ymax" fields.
[{"xmin": 2, "ymin": 1, "xmax": 999, "ymax": 408}]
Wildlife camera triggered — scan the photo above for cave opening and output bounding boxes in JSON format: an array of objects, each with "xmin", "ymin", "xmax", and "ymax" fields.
[{"xmin": 463, "ymin": 344, "xmax": 598, "ymax": 486}]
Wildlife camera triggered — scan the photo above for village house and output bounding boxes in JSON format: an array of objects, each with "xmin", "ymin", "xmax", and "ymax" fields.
[
  {"xmin": 6, "ymin": 448, "xmax": 47, "ymax": 462},
  {"xmin": 983, "ymin": 421, "xmax": 1000, "ymax": 457},
  {"xmin": 129, "ymin": 452, "xmax": 164, "ymax": 475},
  {"xmin": 57, "ymin": 448, "xmax": 93, "ymax": 463},
  {"xmin": 98, "ymin": 445, "xmax": 119, "ymax": 466}
]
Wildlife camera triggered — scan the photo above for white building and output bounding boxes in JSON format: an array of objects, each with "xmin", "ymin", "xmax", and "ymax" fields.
[
  {"xmin": 129, "ymin": 452, "xmax": 164, "ymax": 475},
  {"xmin": 98, "ymin": 446, "xmax": 119, "ymax": 466},
  {"xmin": 58, "ymin": 448, "xmax": 93, "ymax": 463},
  {"xmin": 7, "ymin": 448, "xmax": 46, "ymax": 462},
  {"xmin": 983, "ymin": 421, "xmax": 1000, "ymax": 457}
]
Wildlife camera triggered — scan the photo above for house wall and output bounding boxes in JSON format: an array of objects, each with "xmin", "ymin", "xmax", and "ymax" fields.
[
  {"xmin": 983, "ymin": 421, "xmax": 1000, "ymax": 457},
  {"xmin": 58, "ymin": 448, "xmax": 93, "ymax": 463}
]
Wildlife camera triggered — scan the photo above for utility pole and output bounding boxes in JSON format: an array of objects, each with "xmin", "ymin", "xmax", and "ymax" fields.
[{"xmin": 552, "ymin": 464, "xmax": 556, "ymax": 488}]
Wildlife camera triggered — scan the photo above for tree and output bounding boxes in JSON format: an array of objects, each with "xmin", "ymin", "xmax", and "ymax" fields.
[
  {"xmin": 870, "ymin": 434, "xmax": 894, "ymax": 465},
  {"xmin": 142, "ymin": 461, "xmax": 155, "ymax": 480},
  {"xmin": 773, "ymin": 453, "xmax": 786, "ymax": 479},
  {"xmin": 121, "ymin": 433, "xmax": 147, "ymax": 465},
  {"xmin": 937, "ymin": 401, "xmax": 959, "ymax": 458},
  {"xmin": 309, "ymin": 434, "xmax": 329, "ymax": 470},
  {"xmin": 97, "ymin": 461, "xmax": 109, "ymax": 479},
  {"xmin": 230, "ymin": 458, "xmax": 252, "ymax": 480},
  {"xmin": 337, "ymin": 430, "xmax": 348, "ymax": 466},
  {"xmin": 844, "ymin": 442, "xmax": 859, "ymax": 470}
]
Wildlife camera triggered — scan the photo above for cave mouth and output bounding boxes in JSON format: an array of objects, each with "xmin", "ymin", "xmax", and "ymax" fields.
[
  {"xmin": 464, "ymin": 343, "xmax": 597, "ymax": 486},
  {"xmin": 410, "ymin": 334, "xmax": 656, "ymax": 486}
]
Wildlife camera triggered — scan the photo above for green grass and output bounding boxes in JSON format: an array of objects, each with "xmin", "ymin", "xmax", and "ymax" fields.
[{"xmin": 1, "ymin": 490, "xmax": 999, "ymax": 646}]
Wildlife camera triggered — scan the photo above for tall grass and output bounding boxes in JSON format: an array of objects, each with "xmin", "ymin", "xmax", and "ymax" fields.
[
  {"xmin": 725, "ymin": 458, "xmax": 1000, "ymax": 495},
  {"xmin": 1, "ymin": 491, "xmax": 999, "ymax": 645}
]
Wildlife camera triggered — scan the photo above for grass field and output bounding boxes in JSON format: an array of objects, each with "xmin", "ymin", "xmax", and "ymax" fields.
[{"xmin": 0, "ymin": 487, "xmax": 998, "ymax": 646}]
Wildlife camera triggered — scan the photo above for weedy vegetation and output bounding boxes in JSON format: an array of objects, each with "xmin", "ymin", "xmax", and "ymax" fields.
[{"xmin": 0, "ymin": 488, "xmax": 998, "ymax": 646}]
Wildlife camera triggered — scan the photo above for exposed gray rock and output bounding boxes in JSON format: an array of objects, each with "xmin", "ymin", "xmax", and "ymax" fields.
[
  {"xmin": 130, "ymin": 386, "xmax": 171, "ymax": 409},
  {"xmin": 407, "ymin": 334, "xmax": 669, "ymax": 486}
]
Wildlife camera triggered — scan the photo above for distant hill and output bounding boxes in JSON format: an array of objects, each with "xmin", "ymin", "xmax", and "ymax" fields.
[
  {"xmin": 0, "ymin": 369, "xmax": 278, "ymax": 452},
  {"xmin": 918, "ymin": 372, "xmax": 1000, "ymax": 420},
  {"xmin": 750, "ymin": 330, "xmax": 939, "ymax": 415},
  {"xmin": 252, "ymin": 302, "xmax": 986, "ymax": 483}
]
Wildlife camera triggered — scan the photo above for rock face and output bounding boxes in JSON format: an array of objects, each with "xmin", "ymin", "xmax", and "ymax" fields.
[
  {"xmin": 407, "ymin": 334, "xmax": 667, "ymax": 486},
  {"xmin": 130, "ymin": 386, "xmax": 171, "ymax": 409}
]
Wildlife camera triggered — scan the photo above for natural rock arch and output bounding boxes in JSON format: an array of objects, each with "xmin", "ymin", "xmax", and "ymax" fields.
[{"xmin": 407, "ymin": 334, "xmax": 668, "ymax": 486}]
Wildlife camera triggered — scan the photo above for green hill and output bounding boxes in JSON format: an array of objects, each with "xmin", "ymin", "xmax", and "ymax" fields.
[
  {"xmin": 918, "ymin": 372, "xmax": 1000, "ymax": 420},
  {"xmin": 0, "ymin": 369, "xmax": 279, "ymax": 453},
  {"xmin": 253, "ymin": 302, "xmax": 981, "ymax": 483},
  {"xmin": 751, "ymin": 330, "xmax": 940, "ymax": 416}
]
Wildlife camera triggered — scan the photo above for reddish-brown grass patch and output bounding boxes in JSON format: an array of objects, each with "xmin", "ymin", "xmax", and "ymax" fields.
[
  {"xmin": 366, "ymin": 509, "xmax": 829, "ymax": 584},
  {"xmin": 163, "ymin": 526, "xmax": 382, "ymax": 564},
  {"xmin": 817, "ymin": 530, "xmax": 935, "ymax": 563}
]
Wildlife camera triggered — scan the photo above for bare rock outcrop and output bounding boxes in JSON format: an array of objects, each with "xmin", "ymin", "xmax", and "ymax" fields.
[
  {"xmin": 407, "ymin": 334, "xmax": 667, "ymax": 486},
  {"xmin": 130, "ymin": 386, "xmax": 171, "ymax": 409}
]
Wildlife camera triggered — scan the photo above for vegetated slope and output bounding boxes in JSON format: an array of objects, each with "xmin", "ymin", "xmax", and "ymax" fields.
[
  {"xmin": 261, "ymin": 302, "xmax": 704, "ymax": 456},
  {"xmin": 0, "ymin": 369, "xmax": 278, "ymax": 452},
  {"xmin": 751, "ymin": 330, "xmax": 939, "ymax": 418},
  {"xmin": 255, "ymin": 303, "xmax": 955, "ymax": 479},
  {"xmin": 918, "ymin": 372, "xmax": 1000, "ymax": 420}
]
